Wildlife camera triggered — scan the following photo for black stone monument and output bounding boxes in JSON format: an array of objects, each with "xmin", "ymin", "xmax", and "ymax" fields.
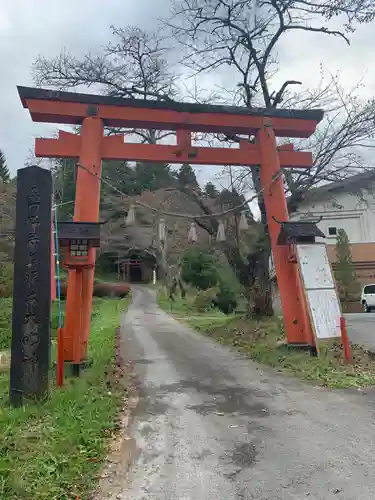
[{"xmin": 10, "ymin": 165, "xmax": 52, "ymax": 407}]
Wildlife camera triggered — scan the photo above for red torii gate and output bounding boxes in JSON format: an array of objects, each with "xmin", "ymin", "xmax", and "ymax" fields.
[{"xmin": 18, "ymin": 86, "xmax": 323, "ymax": 363}]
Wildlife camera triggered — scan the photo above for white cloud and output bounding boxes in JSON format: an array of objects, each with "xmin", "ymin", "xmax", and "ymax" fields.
[
  {"xmin": 0, "ymin": 0, "xmax": 169, "ymax": 174},
  {"xmin": 1, "ymin": 0, "xmax": 375, "ymax": 190}
]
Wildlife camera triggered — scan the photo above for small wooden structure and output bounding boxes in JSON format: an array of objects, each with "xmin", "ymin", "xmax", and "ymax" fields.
[
  {"xmin": 120, "ymin": 259, "xmax": 151, "ymax": 282},
  {"xmin": 57, "ymin": 221, "xmax": 101, "ymax": 366},
  {"xmin": 119, "ymin": 248, "xmax": 156, "ymax": 283}
]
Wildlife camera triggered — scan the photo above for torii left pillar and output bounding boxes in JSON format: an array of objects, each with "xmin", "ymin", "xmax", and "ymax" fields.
[{"xmin": 63, "ymin": 117, "xmax": 103, "ymax": 364}]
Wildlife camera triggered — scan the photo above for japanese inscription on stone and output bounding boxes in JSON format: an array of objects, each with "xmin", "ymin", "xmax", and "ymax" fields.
[{"xmin": 10, "ymin": 166, "xmax": 52, "ymax": 406}]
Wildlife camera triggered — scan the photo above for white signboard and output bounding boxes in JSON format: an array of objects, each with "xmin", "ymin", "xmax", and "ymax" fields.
[
  {"xmin": 306, "ymin": 289, "xmax": 341, "ymax": 339},
  {"xmin": 296, "ymin": 244, "xmax": 334, "ymax": 290},
  {"xmin": 296, "ymin": 243, "xmax": 341, "ymax": 340}
]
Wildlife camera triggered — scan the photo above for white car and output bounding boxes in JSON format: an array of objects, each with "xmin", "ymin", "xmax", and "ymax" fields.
[{"xmin": 361, "ymin": 284, "xmax": 375, "ymax": 312}]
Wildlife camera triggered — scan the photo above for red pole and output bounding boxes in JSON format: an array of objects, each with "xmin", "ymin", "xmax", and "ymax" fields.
[
  {"xmin": 257, "ymin": 123, "xmax": 314, "ymax": 346},
  {"xmin": 63, "ymin": 116, "xmax": 103, "ymax": 364},
  {"xmin": 57, "ymin": 327, "xmax": 64, "ymax": 386},
  {"xmin": 340, "ymin": 316, "xmax": 351, "ymax": 363}
]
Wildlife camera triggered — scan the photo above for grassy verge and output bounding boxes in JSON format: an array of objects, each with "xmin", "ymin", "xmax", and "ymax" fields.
[
  {"xmin": 157, "ymin": 288, "xmax": 196, "ymax": 315},
  {"xmin": 157, "ymin": 288, "xmax": 375, "ymax": 389},
  {"xmin": 0, "ymin": 297, "xmax": 130, "ymax": 500},
  {"xmin": 0, "ymin": 298, "xmax": 12, "ymax": 351},
  {"xmin": 0, "ymin": 298, "xmax": 65, "ymax": 352},
  {"xmin": 158, "ymin": 288, "xmax": 231, "ymax": 328}
]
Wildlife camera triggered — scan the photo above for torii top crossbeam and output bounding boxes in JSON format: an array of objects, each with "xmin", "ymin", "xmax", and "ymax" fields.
[{"xmin": 18, "ymin": 86, "xmax": 323, "ymax": 138}]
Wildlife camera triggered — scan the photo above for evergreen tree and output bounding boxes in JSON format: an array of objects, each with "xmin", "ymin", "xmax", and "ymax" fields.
[
  {"xmin": 134, "ymin": 161, "xmax": 176, "ymax": 191},
  {"xmin": 53, "ymin": 159, "xmax": 138, "ymax": 221},
  {"xmin": 334, "ymin": 228, "xmax": 360, "ymax": 307},
  {"xmin": 218, "ymin": 188, "xmax": 246, "ymax": 216},
  {"xmin": 181, "ymin": 247, "xmax": 218, "ymax": 290},
  {"xmin": 101, "ymin": 161, "xmax": 137, "ymax": 198},
  {"xmin": 53, "ymin": 159, "xmax": 177, "ymax": 223},
  {"xmin": 0, "ymin": 149, "xmax": 10, "ymax": 183},
  {"xmin": 177, "ymin": 164, "xmax": 199, "ymax": 188},
  {"xmin": 53, "ymin": 158, "xmax": 76, "ymax": 221},
  {"xmin": 204, "ymin": 181, "xmax": 219, "ymax": 199},
  {"xmin": 100, "ymin": 160, "xmax": 137, "ymax": 222}
]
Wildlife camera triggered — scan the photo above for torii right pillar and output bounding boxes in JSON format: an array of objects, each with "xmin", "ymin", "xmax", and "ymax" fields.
[{"xmin": 257, "ymin": 120, "xmax": 314, "ymax": 346}]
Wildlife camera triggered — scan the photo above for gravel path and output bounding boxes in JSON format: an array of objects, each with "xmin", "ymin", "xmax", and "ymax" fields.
[{"xmin": 112, "ymin": 286, "xmax": 375, "ymax": 500}]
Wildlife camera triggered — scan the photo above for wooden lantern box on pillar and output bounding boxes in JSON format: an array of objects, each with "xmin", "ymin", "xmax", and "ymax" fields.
[
  {"xmin": 276, "ymin": 220, "xmax": 325, "ymax": 255},
  {"xmin": 57, "ymin": 222, "xmax": 101, "ymax": 374},
  {"xmin": 58, "ymin": 222, "xmax": 101, "ymax": 269}
]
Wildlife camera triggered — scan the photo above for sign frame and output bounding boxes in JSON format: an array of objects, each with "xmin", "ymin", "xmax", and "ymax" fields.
[{"xmin": 296, "ymin": 243, "xmax": 342, "ymax": 343}]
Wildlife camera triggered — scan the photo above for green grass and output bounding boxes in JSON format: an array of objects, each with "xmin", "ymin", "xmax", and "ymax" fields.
[
  {"xmin": 0, "ymin": 298, "xmax": 12, "ymax": 350},
  {"xmin": 158, "ymin": 289, "xmax": 375, "ymax": 389},
  {"xmin": 0, "ymin": 297, "xmax": 129, "ymax": 500},
  {"xmin": 157, "ymin": 288, "xmax": 194, "ymax": 314},
  {"xmin": 157, "ymin": 287, "xmax": 234, "ymax": 327},
  {"xmin": 0, "ymin": 299, "xmax": 65, "ymax": 350}
]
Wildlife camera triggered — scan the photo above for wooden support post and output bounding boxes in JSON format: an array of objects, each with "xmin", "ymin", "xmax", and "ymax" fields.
[
  {"xmin": 257, "ymin": 123, "xmax": 314, "ymax": 345},
  {"xmin": 340, "ymin": 317, "xmax": 351, "ymax": 363},
  {"xmin": 63, "ymin": 117, "xmax": 104, "ymax": 363},
  {"xmin": 72, "ymin": 270, "xmax": 83, "ymax": 366}
]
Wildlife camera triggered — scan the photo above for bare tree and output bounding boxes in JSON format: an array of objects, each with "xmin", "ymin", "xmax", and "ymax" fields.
[
  {"xmin": 169, "ymin": 0, "xmax": 375, "ymax": 109},
  {"xmin": 33, "ymin": 25, "xmax": 178, "ymax": 144},
  {"xmin": 224, "ymin": 72, "xmax": 375, "ymax": 210},
  {"xmin": 32, "ymin": 23, "xmax": 268, "ymax": 313},
  {"xmin": 285, "ymin": 74, "xmax": 375, "ymax": 210},
  {"xmin": 32, "ymin": 3, "xmax": 375, "ymax": 315},
  {"xmin": 166, "ymin": 0, "xmax": 375, "ymax": 313}
]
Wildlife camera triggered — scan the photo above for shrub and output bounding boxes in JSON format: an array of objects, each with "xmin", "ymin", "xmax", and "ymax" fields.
[
  {"xmin": 334, "ymin": 228, "xmax": 361, "ymax": 304},
  {"xmin": 58, "ymin": 280, "xmax": 130, "ymax": 298},
  {"xmin": 213, "ymin": 280, "xmax": 238, "ymax": 315},
  {"xmin": 181, "ymin": 247, "xmax": 218, "ymax": 290},
  {"xmin": 193, "ymin": 288, "xmax": 217, "ymax": 312},
  {"xmin": 93, "ymin": 282, "xmax": 130, "ymax": 298},
  {"xmin": 114, "ymin": 283, "xmax": 130, "ymax": 298},
  {"xmin": 59, "ymin": 281, "xmax": 67, "ymax": 299}
]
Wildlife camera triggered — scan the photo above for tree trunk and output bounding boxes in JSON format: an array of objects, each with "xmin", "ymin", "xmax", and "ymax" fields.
[
  {"xmin": 249, "ymin": 166, "xmax": 274, "ymax": 316},
  {"xmin": 251, "ymin": 245, "xmax": 273, "ymax": 316},
  {"xmin": 156, "ymin": 239, "xmax": 168, "ymax": 286},
  {"xmin": 177, "ymin": 184, "xmax": 274, "ymax": 316},
  {"xmin": 221, "ymin": 240, "xmax": 273, "ymax": 316}
]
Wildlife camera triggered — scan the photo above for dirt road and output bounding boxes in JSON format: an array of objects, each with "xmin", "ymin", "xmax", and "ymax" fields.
[
  {"xmin": 113, "ymin": 286, "xmax": 375, "ymax": 499},
  {"xmin": 346, "ymin": 312, "xmax": 375, "ymax": 349}
]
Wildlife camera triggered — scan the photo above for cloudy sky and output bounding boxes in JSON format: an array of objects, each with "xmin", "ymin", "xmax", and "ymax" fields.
[{"xmin": 1, "ymin": 0, "xmax": 375, "ymax": 187}]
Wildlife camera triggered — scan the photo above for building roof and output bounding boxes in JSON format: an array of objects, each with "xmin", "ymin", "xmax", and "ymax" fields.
[
  {"xmin": 277, "ymin": 221, "xmax": 325, "ymax": 244},
  {"xmin": 300, "ymin": 169, "xmax": 375, "ymax": 204}
]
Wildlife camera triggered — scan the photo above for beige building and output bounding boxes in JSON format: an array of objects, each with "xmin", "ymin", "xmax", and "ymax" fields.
[{"xmin": 291, "ymin": 171, "xmax": 375, "ymax": 288}]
